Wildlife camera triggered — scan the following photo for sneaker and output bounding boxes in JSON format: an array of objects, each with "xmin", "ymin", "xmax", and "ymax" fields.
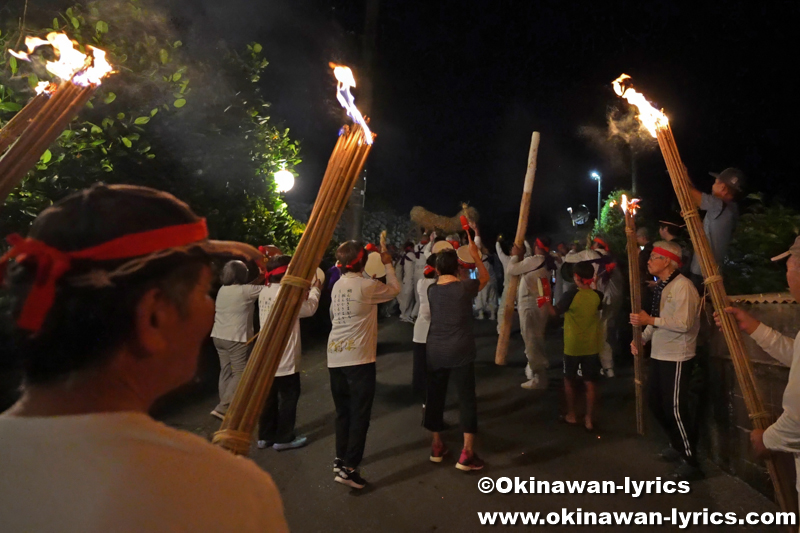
[
  {"xmin": 257, "ymin": 440, "xmax": 274, "ymax": 449},
  {"xmin": 332, "ymin": 458, "xmax": 344, "ymax": 473},
  {"xmin": 430, "ymin": 442, "xmax": 448, "ymax": 463},
  {"xmin": 210, "ymin": 410, "xmax": 225, "ymax": 420},
  {"xmin": 521, "ymin": 373, "xmax": 547, "ymax": 390},
  {"xmin": 659, "ymin": 447, "xmax": 682, "ymax": 463},
  {"xmin": 272, "ymin": 436, "xmax": 308, "ymax": 451},
  {"xmin": 456, "ymin": 450, "xmax": 485, "ymax": 471},
  {"xmin": 335, "ymin": 467, "xmax": 367, "ymax": 489},
  {"xmin": 525, "ymin": 364, "xmax": 534, "ymax": 380},
  {"xmin": 673, "ymin": 460, "xmax": 703, "ymax": 481},
  {"xmin": 604, "ymin": 368, "xmax": 615, "ymax": 378}
]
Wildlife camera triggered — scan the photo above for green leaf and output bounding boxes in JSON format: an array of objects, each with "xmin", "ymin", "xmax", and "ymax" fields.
[
  {"xmin": 27, "ymin": 74, "xmax": 39, "ymax": 89},
  {"xmin": 173, "ymin": 99, "xmax": 186, "ymax": 108},
  {"xmin": 90, "ymin": 125, "xmax": 102, "ymax": 134},
  {"xmin": 103, "ymin": 92, "xmax": 116, "ymax": 104},
  {"xmin": 150, "ymin": 108, "xmax": 159, "ymax": 116},
  {"xmin": 159, "ymin": 49, "xmax": 169, "ymax": 64},
  {"xmin": 40, "ymin": 150, "xmax": 52, "ymax": 164},
  {"xmin": 252, "ymin": 43, "xmax": 263, "ymax": 54},
  {"xmin": 173, "ymin": 73, "xmax": 182, "ymax": 81},
  {"xmin": 96, "ymin": 20, "xmax": 109, "ymax": 33},
  {"xmin": 121, "ymin": 137, "xmax": 132, "ymax": 148},
  {"xmin": 53, "ymin": 18, "xmax": 59, "ymax": 30},
  {"xmin": 9, "ymin": 56, "xmax": 17, "ymax": 75},
  {"xmin": 116, "ymin": 112, "xmax": 125, "ymax": 120},
  {"xmin": 134, "ymin": 116, "xmax": 150, "ymax": 125},
  {"xmin": 70, "ymin": 16, "xmax": 80, "ymax": 29},
  {"xmin": 173, "ymin": 40, "xmax": 182, "ymax": 48},
  {"xmin": 0, "ymin": 102, "xmax": 22, "ymax": 112}
]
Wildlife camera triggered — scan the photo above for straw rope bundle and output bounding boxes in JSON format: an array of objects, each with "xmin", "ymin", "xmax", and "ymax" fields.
[
  {"xmin": 0, "ymin": 81, "xmax": 98, "ymax": 204},
  {"xmin": 656, "ymin": 123, "xmax": 790, "ymax": 512},
  {"xmin": 410, "ymin": 205, "xmax": 479, "ymax": 235},
  {"xmin": 622, "ymin": 204, "xmax": 645, "ymax": 436},
  {"xmin": 213, "ymin": 124, "xmax": 374, "ymax": 455},
  {"xmin": 496, "ymin": 132, "xmax": 540, "ymax": 365}
]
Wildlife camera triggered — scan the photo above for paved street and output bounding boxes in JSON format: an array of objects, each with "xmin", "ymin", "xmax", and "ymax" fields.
[{"xmin": 158, "ymin": 318, "xmax": 784, "ymax": 532}]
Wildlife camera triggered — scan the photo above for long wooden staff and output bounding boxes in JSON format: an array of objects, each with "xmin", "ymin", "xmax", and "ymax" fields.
[
  {"xmin": 621, "ymin": 197, "xmax": 645, "ymax": 435},
  {"xmin": 496, "ymin": 132, "xmax": 540, "ymax": 365}
]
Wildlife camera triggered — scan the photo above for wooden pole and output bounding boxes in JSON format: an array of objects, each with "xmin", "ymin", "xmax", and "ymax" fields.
[
  {"xmin": 655, "ymin": 123, "xmax": 792, "ymax": 513},
  {"xmin": 495, "ymin": 132, "xmax": 540, "ymax": 365},
  {"xmin": 0, "ymin": 89, "xmax": 53, "ymax": 154},
  {"xmin": 621, "ymin": 200, "xmax": 645, "ymax": 435},
  {"xmin": 213, "ymin": 125, "xmax": 375, "ymax": 455}
]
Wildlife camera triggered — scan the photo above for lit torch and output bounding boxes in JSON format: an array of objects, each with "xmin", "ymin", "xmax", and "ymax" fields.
[
  {"xmin": 0, "ymin": 32, "xmax": 114, "ymax": 203},
  {"xmin": 619, "ymin": 194, "xmax": 645, "ymax": 436},
  {"xmin": 613, "ymin": 74, "xmax": 791, "ymax": 512},
  {"xmin": 213, "ymin": 64, "xmax": 376, "ymax": 455}
]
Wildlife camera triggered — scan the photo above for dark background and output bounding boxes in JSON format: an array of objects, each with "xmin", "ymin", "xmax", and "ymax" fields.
[{"xmin": 164, "ymin": 0, "xmax": 800, "ymax": 239}]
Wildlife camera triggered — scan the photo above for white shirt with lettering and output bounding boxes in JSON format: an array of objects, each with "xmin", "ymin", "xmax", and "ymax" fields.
[{"xmin": 259, "ymin": 284, "xmax": 320, "ymax": 376}]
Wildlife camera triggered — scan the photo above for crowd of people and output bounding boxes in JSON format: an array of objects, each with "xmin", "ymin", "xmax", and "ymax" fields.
[{"xmin": 4, "ymin": 165, "xmax": 800, "ymax": 530}]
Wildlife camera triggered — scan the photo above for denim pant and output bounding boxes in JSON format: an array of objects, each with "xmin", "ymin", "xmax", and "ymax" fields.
[
  {"xmin": 423, "ymin": 362, "xmax": 478, "ymax": 434},
  {"xmin": 259, "ymin": 373, "xmax": 301, "ymax": 444},
  {"xmin": 213, "ymin": 338, "xmax": 251, "ymax": 415},
  {"xmin": 329, "ymin": 363, "xmax": 376, "ymax": 469}
]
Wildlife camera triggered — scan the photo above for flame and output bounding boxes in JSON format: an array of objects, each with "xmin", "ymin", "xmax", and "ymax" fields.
[
  {"xmin": 612, "ymin": 74, "xmax": 668, "ymax": 138},
  {"xmin": 329, "ymin": 62, "xmax": 373, "ymax": 144},
  {"xmin": 10, "ymin": 32, "xmax": 113, "ymax": 86},
  {"xmin": 34, "ymin": 81, "xmax": 56, "ymax": 96},
  {"xmin": 621, "ymin": 194, "xmax": 641, "ymax": 215}
]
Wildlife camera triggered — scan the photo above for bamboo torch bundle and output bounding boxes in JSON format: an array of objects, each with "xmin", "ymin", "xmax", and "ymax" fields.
[
  {"xmin": 496, "ymin": 131, "xmax": 540, "ymax": 365},
  {"xmin": 213, "ymin": 66, "xmax": 375, "ymax": 455},
  {"xmin": 1, "ymin": 33, "xmax": 113, "ymax": 204},
  {"xmin": 613, "ymin": 74, "xmax": 791, "ymax": 512},
  {"xmin": 619, "ymin": 195, "xmax": 645, "ymax": 436}
]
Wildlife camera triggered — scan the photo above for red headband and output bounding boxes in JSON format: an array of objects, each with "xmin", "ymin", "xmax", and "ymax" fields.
[
  {"xmin": 343, "ymin": 248, "xmax": 365, "ymax": 269},
  {"xmin": 0, "ymin": 219, "xmax": 209, "ymax": 332},
  {"xmin": 423, "ymin": 265, "xmax": 435, "ymax": 276},
  {"xmin": 265, "ymin": 265, "xmax": 288, "ymax": 280},
  {"xmin": 535, "ymin": 238, "xmax": 550, "ymax": 253},
  {"xmin": 593, "ymin": 237, "xmax": 608, "ymax": 251},
  {"xmin": 652, "ymin": 246, "xmax": 682, "ymax": 267},
  {"xmin": 365, "ymin": 243, "xmax": 379, "ymax": 253}
]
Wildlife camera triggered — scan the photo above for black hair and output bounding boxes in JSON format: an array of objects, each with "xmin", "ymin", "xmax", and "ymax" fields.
[
  {"xmin": 573, "ymin": 261, "xmax": 595, "ymax": 282},
  {"xmin": 266, "ymin": 255, "xmax": 292, "ymax": 283},
  {"xmin": 659, "ymin": 223, "xmax": 681, "ymax": 238},
  {"xmin": 424, "ymin": 253, "xmax": 437, "ymax": 279},
  {"xmin": 336, "ymin": 240, "xmax": 366, "ymax": 273},
  {"xmin": 435, "ymin": 249, "xmax": 459, "ymax": 276}
]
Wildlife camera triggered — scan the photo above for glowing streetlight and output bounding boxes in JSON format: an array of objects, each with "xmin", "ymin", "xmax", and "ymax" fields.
[
  {"xmin": 274, "ymin": 169, "xmax": 295, "ymax": 193},
  {"xmin": 590, "ymin": 171, "xmax": 602, "ymax": 221}
]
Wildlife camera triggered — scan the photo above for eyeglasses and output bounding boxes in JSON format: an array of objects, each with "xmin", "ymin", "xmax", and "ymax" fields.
[{"xmin": 648, "ymin": 253, "xmax": 669, "ymax": 262}]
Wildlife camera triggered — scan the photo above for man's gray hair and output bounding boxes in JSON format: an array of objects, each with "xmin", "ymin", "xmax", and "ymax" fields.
[
  {"xmin": 636, "ymin": 227, "xmax": 649, "ymax": 239},
  {"xmin": 652, "ymin": 240, "xmax": 682, "ymax": 270},
  {"xmin": 220, "ymin": 260, "xmax": 249, "ymax": 286}
]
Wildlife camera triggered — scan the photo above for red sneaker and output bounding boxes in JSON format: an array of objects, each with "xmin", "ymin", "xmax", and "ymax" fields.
[
  {"xmin": 430, "ymin": 442, "xmax": 448, "ymax": 463},
  {"xmin": 456, "ymin": 449, "xmax": 485, "ymax": 471}
]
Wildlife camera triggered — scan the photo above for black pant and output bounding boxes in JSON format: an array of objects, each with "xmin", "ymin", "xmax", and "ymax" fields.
[
  {"xmin": 423, "ymin": 363, "xmax": 478, "ymax": 434},
  {"xmin": 259, "ymin": 373, "xmax": 301, "ymax": 444},
  {"xmin": 329, "ymin": 363, "xmax": 376, "ymax": 469},
  {"xmin": 412, "ymin": 342, "xmax": 427, "ymax": 395},
  {"xmin": 649, "ymin": 358, "xmax": 698, "ymax": 466}
]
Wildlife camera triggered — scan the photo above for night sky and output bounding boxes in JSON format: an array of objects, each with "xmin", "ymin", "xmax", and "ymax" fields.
[{"xmin": 177, "ymin": 0, "xmax": 798, "ymax": 240}]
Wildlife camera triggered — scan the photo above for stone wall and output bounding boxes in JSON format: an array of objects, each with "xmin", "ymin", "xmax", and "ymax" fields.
[{"xmin": 704, "ymin": 293, "xmax": 797, "ymax": 507}]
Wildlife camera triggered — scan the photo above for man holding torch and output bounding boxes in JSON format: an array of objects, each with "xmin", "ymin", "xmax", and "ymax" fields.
[
  {"xmin": 630, "ymin": 240, "xmax": 702, "ymax": 481},
  {"xmin": 715, "ymin": 236, "xmax": 800, "ymax": 515}
]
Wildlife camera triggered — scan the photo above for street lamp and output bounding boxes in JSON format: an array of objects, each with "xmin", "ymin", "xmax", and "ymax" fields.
[
  {"xmin": 274, "ymin": 169, "xmax": 295, "ymax": 193},
  {"xmin": 590, "ymin": 171, "xmax": 601, "ymax": 221}
]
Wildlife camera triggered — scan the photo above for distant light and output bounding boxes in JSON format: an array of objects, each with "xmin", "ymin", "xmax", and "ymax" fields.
[
  {"xmin": 274, "ymin": 169, "xmax": 295, "ymax": 192},
  {"xmin": 590, "ymin": 171, "xmax": 601, "ymax": 180}
]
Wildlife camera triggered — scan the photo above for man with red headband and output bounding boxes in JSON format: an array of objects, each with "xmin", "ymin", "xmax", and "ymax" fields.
[
  {"xmin": 630, "ymin": 240, "xmax": 701, "ymax": 481},
  {"xmin": 0, "ymin": 184, "xmax": 287, "ymax": 532}
]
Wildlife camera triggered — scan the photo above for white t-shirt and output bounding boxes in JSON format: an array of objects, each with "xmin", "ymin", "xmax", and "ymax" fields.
[
  {"xmin": 211, "ymin": 284, "xmax": 263, "ymax": 342},
  {"xmin": 0, "ymin": 412, "xmax": 289, "ymax": 533},
  {"xmin": 413, "ymin": 278, "xmax": 436, "ymax": 343},
  {"xmin": 328, "ymin": 266, "xmax": 401, "ymax": 368},
  {"xmin": 259, "ymin": 284, "xmax": 320, "ymax": 376}
]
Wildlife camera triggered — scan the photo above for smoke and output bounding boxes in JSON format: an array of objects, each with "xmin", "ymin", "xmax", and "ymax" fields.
[{"xmin": 579, "ymin": 107, "xmax": 657, "ymax": 173}]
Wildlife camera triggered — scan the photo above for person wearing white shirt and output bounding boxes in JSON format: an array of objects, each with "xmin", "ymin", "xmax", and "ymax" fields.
[
  {"xmin": 472, "ymin": 227, "xmax": 497, "ymax": 321},
  {"xmin": 413, "ymin": 254, "xmax": 438, "ymax": 398},
  {"xmin": 257, "ymin": 255, "xmax": 321, "ymax": 451},
  {"xmin": 716, "ymin": 236, "xmax": 800, "ymax": 517},
  {"xmin": 507, "ymin": 237, "xmax": 555, "ymax": 390},
  {"xmin": 210, "ymin": 260, "xmax": 263, "ymax": 419},
  {"xmin": 0, "ymin": 184, "xmax": 288, "ymax": 533},
  {"xmin": 396, "ymin": 241, "xmax": 417, "ymax": 323},
  {"xmin": 328, "ymin": 241, "xmax": 400, "ymax": 489},
  {"xmin": 630, "ymin": 240, "xmax": 701, "ymax": 481}
]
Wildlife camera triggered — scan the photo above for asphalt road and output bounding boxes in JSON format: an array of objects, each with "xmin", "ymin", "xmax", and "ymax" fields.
[{"xmin": 158, "ymin": 317, "xmax": 785, "ymax": 532}]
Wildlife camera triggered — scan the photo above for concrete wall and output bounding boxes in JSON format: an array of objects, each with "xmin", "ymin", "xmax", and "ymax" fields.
[{"xmin": 704, "ymin": 294, "xmax": 797, "ymax": 505}]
